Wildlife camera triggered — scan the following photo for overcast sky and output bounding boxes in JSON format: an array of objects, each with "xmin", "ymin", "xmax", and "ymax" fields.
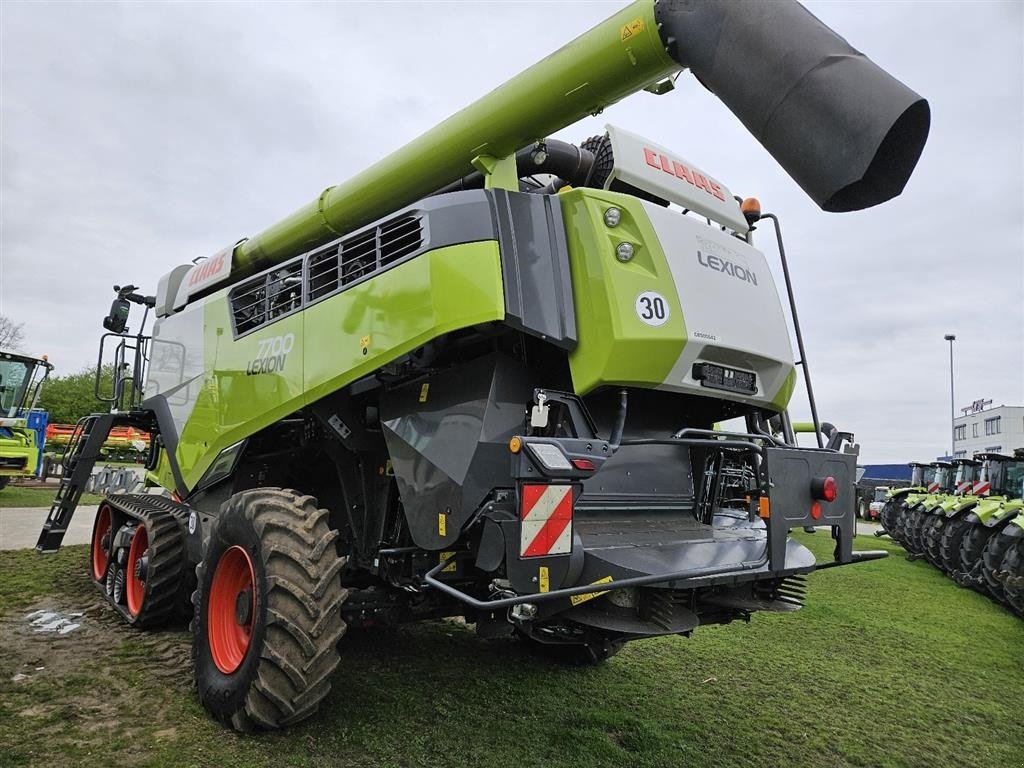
[{"xmin": 1, "ymin": 1, "xmax": 1021, "ymax": 464}]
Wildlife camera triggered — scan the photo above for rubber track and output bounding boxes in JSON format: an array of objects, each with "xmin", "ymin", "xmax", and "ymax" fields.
[
  {"xmin": 194, "ymin": 488, "xmax": 348, "ymax": 731},
  {"xmin": 938, "ymin": 516, "xmax": 973, "ymax": 575},
  {"xmin": 89, "ymin": 495, "xmax": 189, "ymax": 629},
  {"xmin": 128, "ymin": 511, "xmax": 187, "ymax": 627}
]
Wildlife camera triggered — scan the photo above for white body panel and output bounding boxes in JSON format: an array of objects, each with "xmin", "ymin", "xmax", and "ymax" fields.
[
  {"xmin": 643, "ymin": 202, "xmax": 794, "ymax": 405},
  {"xmin": 605, "ymin": 124, "xmax": 748, "ymax": 234}
]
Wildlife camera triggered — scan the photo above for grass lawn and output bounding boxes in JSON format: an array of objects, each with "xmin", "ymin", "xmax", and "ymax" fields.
[
  {"xmin": 0, "ymin": 532, "xmax": 1021, "ymax": 768},
  {"xmin": 0, "ymin": 487, "xmax": 105, "ymax": 507}
]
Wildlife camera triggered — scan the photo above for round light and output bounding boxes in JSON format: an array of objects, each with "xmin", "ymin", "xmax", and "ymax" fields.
[
  {"xmin": 509, "ymin": 436, "xmax": 522, "ymax": 454},
  {"xmin": 604, "ymin": 207, "xmax": 622, "ymax": 227},
  {"xmin": 822, "ymin": 476, "xmax": 837, "ymax": 502},
  {"xmin": 615, "ymin": 242, "xmax": 635, "ymax": 262}
]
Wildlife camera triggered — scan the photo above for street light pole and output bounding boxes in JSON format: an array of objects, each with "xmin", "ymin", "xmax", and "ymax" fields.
[{"xmin": 944, "ymin": 333, "xmax": 956, "ymax": 458}]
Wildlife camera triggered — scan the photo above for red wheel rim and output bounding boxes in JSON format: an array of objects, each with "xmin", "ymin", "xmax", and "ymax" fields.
[
  {"xmin": 91, "ymin": 505, "xmax": 112, "ymax": 581},
  {"xmin": 208, "ymin": 545, "xmax": 256, "ymax": 674},
  {"xmin": 126, "ymin": 525, "xmax": 149, "ymax": 616}
]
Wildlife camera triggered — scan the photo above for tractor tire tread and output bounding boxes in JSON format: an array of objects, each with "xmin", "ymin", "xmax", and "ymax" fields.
[{"xmin": 192, "ymin": 487, "xmax": 347, "ymax": 732}]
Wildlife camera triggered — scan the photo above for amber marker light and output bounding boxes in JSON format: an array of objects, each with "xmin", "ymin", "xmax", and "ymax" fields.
[{"xmin": 741, "ymin": 197, "xmax": 761, "ymax": 226}]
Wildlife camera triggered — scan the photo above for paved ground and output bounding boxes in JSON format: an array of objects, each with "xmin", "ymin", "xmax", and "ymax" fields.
[{"xmin": 0, "ymin": 506, "xmax": 99, "ymax": 550}]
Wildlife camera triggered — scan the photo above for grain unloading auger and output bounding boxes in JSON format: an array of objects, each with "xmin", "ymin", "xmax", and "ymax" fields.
[{"xmin": 37, "ymin": 0, "xmax": 928, "ymax": 730}]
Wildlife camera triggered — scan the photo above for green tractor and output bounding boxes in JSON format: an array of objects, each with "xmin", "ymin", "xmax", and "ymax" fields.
[
  {"xmin": 878, "ymin": 461, "xmax": 935, "ymax": 540},
  {"xmin": 0, "ymin": 350, "xmax": 53, "ymax": 490},
  {"xmin": 35, "ymin": 0, "xmax": 927, "ymax": 731},
  {"xmin": 957, "ymin": 452, "xmax": 1024, "ymax": 603},
  {"xmin": 895, "ymin": 461, "xmax": 952, "ymax": 556},
  {"xmin": 920, "ymin": 457, "xmax": 981, "ymax": 569},
  {"xmin": 995, "ymin": 512, "xmax": 1024, "ymax": 617}
]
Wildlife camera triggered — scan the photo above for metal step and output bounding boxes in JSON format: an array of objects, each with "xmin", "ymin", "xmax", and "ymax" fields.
[{"xmin": 35, "ymin": 413, "xmax": 142, "ymax": 553}]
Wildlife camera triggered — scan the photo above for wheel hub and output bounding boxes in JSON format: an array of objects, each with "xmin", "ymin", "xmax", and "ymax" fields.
[{"xmin": 235, "ymin": 589, "xmax": 252, "ymax": 625}]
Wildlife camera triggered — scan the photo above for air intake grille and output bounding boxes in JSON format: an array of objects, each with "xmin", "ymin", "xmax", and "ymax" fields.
[
  {"xmin": 229, "ymin": 259, "xmax": 303, "ymax": 336},
  {"xmin": 307, "ymin": 214, "xmax": 423, "ymax": 302}
]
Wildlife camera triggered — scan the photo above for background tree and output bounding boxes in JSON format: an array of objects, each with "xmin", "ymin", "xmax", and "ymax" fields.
[
  {"xmin": 0, "ymin": 315, "xmax": 26, "ymax": 350},
  {"xmin": 37, "ymin": 365, "xmax": 115, "ymax": 424}
]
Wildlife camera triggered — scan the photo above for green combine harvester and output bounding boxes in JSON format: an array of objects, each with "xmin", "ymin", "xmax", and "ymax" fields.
[
  {"xmin": 0, "ymin": 350, "xmax": 53, "ymax": 489},
  {"xmin": 35, "ymin": 0, "xmax": 929, "ymax": 730}
]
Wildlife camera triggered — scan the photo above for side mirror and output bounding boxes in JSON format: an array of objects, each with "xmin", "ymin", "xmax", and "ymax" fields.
[{"xmin": 103, "ymin": 297, "xmax": 130, "ymax": 333}]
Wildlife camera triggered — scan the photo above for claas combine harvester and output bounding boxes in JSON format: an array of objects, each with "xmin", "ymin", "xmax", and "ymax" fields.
[{"xmin": 37, "ymin": 0, "xmax": 930, "ymax": 730}]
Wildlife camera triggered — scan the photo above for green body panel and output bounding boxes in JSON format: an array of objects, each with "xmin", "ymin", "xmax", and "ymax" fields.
[
  {"xmin": 770, "ymin": 369, "xmax": 797, "ymax": 411},
  {"xmin": 561, "ymin": 189, "xmax": 685, "ymax": 394},
  {"xmin": 1009, "ymin": 510, "xmax": 1024, "ymax": 532},
  {"xmin": 559, "ymin": 188, "xmax": 794, "ymax": 409},
  {"xmin": 172, "ymin": 242, "xmax": 505, "ymax": 488},
  {"xmin": 974, "ymin": 496, "xmax": 1024, "ymax": 526},
  {"xmin": 0, "ymin": 421, "xmax": 40, "ymax": 479},
  {"xmin": 886, "ymin": 486, "xmax": 924, "ymax": 502},
  {"xmin": 233, "ymin": 1, "xmax": 676, "ymax": 273},
  {"xmin": 936, "ymin": 494, "xmax": 978, "ymax": 517}
]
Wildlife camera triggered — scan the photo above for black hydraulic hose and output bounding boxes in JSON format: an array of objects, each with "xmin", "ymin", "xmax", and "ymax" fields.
[
  {"xmin": 608, "ymin": 389, "xmax": 628, "ymax": 450},
  {"xmin": 432, "ymin": 140, "xmax": 595, "ymax": 196}
]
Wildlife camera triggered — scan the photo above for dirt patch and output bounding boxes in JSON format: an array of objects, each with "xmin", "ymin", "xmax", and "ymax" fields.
[{"xmin": 0, "ymin": 584, "xmax": 193, "ymax": 765}]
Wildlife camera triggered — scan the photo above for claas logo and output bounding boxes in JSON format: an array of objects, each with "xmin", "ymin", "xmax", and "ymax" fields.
[
  {"xmin": 189, "ymin": 253, "xmax": 227, "ymax": 286},
  {"xmin": 643, "ymin": 147, "xmax": 726, "ymax": 202}
]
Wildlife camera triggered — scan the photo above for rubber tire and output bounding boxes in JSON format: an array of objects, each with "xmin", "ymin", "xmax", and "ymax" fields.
[
  {"xmin": 922, "ymin": 515, "xmax": 944, "ymax": 566},
  {"xmin": 903, "ymin": 506, "xmax": 927, "ymax": 555},
  {"xmin": 879, "ymin": 499, "xmax": 900, "ymax": 536},
  {"xmin": 1002, "ymin": 539, "xmax": 1024, "ymax": 618},
  {"xmin": 114, "ymin": 508, "xmax": 186, "ymax": 628},
  {"xmin": 891, "ymin": 503, "xmax": 912, "ymax": 547},
  {"xmin": 516, "ymin": 629, "xmax": 622, "ymax": 666},
  {"xmin": 959, "ymin": 523, "xmax": 1000, "ymax": 592},
  {"xmin": 0, "ymin": 477, "xmax": 9, "ymax": 490},
  {"xmin": 193, "ymin": 488, "xmax": 348, "ymax": 731},
  {"xmin": 982, "ymin": 530, "xmax": 1015, "ymax": 604},
  {"xmin": 939, "ymin": 516, "xmax": 974, "ymax": 575}
]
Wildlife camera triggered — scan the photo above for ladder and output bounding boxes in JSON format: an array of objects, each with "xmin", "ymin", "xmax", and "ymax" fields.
[{"xmin": 36, "ymin": 413, "xmax": 130, "ymax": 553}]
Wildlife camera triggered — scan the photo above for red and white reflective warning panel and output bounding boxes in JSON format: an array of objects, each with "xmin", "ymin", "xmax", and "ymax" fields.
[
  {"xmin": 974, "ymin": 481, "xmax": 991, "ymax": 496},
  {"xmin": 520, "ymin": 484, "xmax": 573, "ymax": 558}
]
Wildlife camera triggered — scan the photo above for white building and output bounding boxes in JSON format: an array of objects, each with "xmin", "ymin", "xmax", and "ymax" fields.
[{"xmin": 952, "ymin": 400, "xmax": 1024, "ymax": 459}]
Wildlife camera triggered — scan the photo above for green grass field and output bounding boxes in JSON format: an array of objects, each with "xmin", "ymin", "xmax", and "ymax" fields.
[
  {"xmin": 0, "ymin": 487, "xmax": 105, "ymax": 507},
  {"xmin": 1, "ymin": 532, "xmax": 1021, "ymax": 768}
]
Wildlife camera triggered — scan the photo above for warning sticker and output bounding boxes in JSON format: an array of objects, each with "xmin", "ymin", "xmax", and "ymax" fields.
[
  {"xmin": 440, "ymin": 551, "xmax": 457, "ymax": 574},
  {"xmin": 569, "ymin": 576, "xmax": 614, "ymax": 606},
  {"xmin": 620, "ymin": 17, "xmax": 644, "ymax": 42},
  {"xmin": 419, "ymin": 383, "xmax": 430, "ymax": 403},
  {"xmin": 539, "ymin": 566, "xmax": 550, "ymax": 593}
]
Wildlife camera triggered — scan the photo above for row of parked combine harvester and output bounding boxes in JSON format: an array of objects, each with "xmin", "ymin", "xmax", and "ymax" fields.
[{"xmin": 876, "ymin": 453, "xmax": 1024, "ymax": 617}]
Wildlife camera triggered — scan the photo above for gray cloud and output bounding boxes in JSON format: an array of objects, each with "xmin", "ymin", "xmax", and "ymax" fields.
[{"xmin": 1, "ymin": 0, "xmax": 1021, "ymax": 464}]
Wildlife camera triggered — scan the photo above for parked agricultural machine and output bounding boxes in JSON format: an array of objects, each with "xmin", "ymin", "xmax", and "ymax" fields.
[
  {"xmin": 877, "ymin": 461, "xmax": 936, "ymax": 537},
  {"xmin": 36, "ymin": 0, "xmax": 931, "ymax": 729},
  {"xmin": 882, "ymin": 451, "xmax": 1024, "ymax": 617},
  {"xmin": 45, "ymin": 423, "xmax": 151, "ymax": 463},
  {"xmin": 894, "ymin": 461, "xmax": 952, "ymax": 554},
  {"xmin": 0, "ymin": 350, "xmax": 53, "ymax": 489}
]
